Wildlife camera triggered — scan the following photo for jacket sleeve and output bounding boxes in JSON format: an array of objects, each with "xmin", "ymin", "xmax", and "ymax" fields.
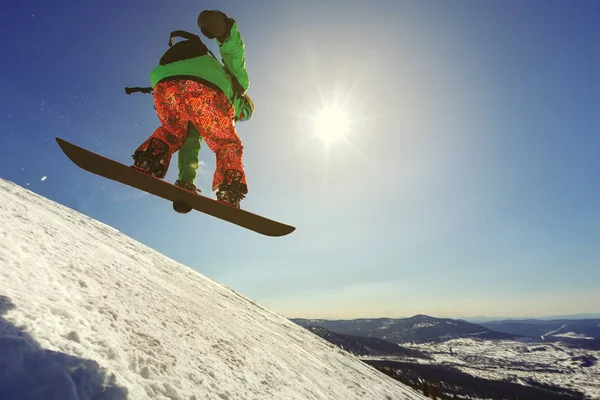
[{"xmin": 217, "ymin": 20, "xmax": 250, "ymax": 93}]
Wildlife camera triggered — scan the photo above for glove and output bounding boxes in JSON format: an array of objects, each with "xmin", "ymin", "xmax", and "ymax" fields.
[{"xmin": 197, "ymin": 10, "xmax": 232, "ymax": 42}]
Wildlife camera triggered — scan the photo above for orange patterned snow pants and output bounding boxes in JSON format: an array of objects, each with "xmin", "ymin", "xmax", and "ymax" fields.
[{"xmin": 135, "ymin": 79, "xmax": 247, "ymax": 193}]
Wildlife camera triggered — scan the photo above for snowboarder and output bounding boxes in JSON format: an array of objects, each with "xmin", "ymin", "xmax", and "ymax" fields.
[{"xmin": 131, "ymin": 9, "xmax": 254, "ymax": 208}]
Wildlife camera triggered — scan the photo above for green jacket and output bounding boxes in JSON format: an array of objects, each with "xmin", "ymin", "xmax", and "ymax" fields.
[{"xmin": 149, "ymin": 21, "xmax": 252, "ymax": 121}]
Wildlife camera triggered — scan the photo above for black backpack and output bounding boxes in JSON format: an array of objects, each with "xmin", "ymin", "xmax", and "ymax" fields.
[{"xmin": 159, "ymin": 30, "xmax": 210, "ymax": 65}]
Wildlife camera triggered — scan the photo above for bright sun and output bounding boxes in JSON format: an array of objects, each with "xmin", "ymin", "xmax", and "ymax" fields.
[{"xmin": 313, "ymin": 104, "xmax": 350, "ymax": 145}]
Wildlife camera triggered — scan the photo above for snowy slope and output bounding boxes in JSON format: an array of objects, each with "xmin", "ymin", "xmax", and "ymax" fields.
[{"xmin": 0, "ymin": 178, "xmax": 426, "ymax": 400}]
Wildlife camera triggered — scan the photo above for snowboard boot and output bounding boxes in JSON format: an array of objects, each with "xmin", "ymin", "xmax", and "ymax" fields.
[
  {"xmin": 216, "ymin": 169, "xmax": 246, "ymax": 208},
  {"xmin": 131, "ymin": 138, "xmax": 170, "ymax": 179},
  {"xmin": 174, "ymin": 179, "xmax": 200, "ymax": 193}
]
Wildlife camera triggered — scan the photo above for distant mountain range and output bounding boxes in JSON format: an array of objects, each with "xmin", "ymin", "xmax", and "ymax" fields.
[
  {"xmin": 306, "ymin": 326, "xmax": 430, "ymax": 359},
  {"xmin": 478, "ymin": 319, "xmax": 600, "ymax": 343},
  {"xmin": 463, "ymin": 313, "xmax": 600, "ymax": 322},
  {"xmin": 292, "ymin": 315, "xmax": 600, "ymax": 346},
  {"xmin": 293, "ymin": 314, "xmax": 520, "ymax": 344}
]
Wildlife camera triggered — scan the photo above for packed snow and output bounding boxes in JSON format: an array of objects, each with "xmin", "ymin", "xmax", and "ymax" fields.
[{"xmin": 0, "ymin": 178, "xmax": 426, "ymax": 400}]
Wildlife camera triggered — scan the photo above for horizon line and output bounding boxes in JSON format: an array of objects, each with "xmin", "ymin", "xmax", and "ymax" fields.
[{"xmin": 288, "ymin": 312, "xmax": 600, "ymax": 321}]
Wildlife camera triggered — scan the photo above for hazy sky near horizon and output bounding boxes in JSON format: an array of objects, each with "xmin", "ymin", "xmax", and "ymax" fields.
[{"xmin": 2, "ymin": 0, "xmax": 599, "ymax": 319}]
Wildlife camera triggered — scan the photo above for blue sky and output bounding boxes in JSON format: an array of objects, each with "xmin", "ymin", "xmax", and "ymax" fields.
[{"xmin": 2, "ymin": 0, "xmax": 599, "ymax": 319}]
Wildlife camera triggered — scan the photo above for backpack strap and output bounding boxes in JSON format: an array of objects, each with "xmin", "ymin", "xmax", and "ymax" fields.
[
  {"xmin": 168, "ymin": 30, "xmax": 202, "ymax": 46},
  {"xmin": 160, "ymin": 30, "xmax": 209, "ymax": 66}
]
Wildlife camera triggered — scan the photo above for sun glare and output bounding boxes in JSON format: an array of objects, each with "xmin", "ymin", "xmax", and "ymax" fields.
[{"xmin": 313, "ymin": 105, "xmax": 350, "ymax": 144}]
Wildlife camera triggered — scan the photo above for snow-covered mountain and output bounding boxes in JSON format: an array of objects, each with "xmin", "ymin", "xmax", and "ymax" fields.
[
  {"xmin": 298, "ymin": 324, "xmax": 599, "ymax": 398},
  {"xmin": 0, "ymin": 178, "xmax": 426, "ymax": 400},
  {"xmin": 293, "ymin": 315, "xmax": 519, "ymax": 343},
  {"xmin": 403, "ymin": 338, "xmax": 600, "ymax": 399}
]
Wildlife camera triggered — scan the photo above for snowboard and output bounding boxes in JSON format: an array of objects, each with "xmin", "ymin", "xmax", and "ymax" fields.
[{"xmin": 56, "ymin": 138, "xmax": 295, "ymax": 237}]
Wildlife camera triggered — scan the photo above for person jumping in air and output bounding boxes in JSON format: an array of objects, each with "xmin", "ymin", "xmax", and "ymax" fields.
[{"xmin": 131, "ymin": 9, "xmax": 254, "ymax": 208}]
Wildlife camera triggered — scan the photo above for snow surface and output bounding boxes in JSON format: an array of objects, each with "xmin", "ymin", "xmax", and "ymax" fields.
[
  {"xmin": 542, "ymin": 324, "xmax": 567, "ymax": 340},
  {"xmin": 410, "ymin": 322, "xmax": 437, "ymax": 329},
  {"xmin": 0, "ymin": 178, "xmax": 426, "ymax": 400},
  {"xmin": 377, "ymin": 320, "xmax": 395, "ymax": 330},
  {"xmin": 553, "ymin": 332, "xmax": 595, "ymax": 340}
]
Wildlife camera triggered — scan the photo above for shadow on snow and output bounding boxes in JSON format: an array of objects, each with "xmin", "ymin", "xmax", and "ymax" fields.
[{"xmin": 0, "ymin": 295, "xmax": 128, "ymax": 400}]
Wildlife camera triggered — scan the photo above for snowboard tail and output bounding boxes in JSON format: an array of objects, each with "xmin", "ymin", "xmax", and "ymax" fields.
[{"xmin": 56, "ymin": 138, "xmax": 295, "ymax": 237}]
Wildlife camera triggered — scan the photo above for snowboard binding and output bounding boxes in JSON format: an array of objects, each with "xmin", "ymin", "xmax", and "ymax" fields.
[
  {"xmin": 216, "ymin": 169, "xmax": 246, "ymax": 208},
  {"xmin": 131, "ymin": 138, "xmax": 170, "ymax": 179}
]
